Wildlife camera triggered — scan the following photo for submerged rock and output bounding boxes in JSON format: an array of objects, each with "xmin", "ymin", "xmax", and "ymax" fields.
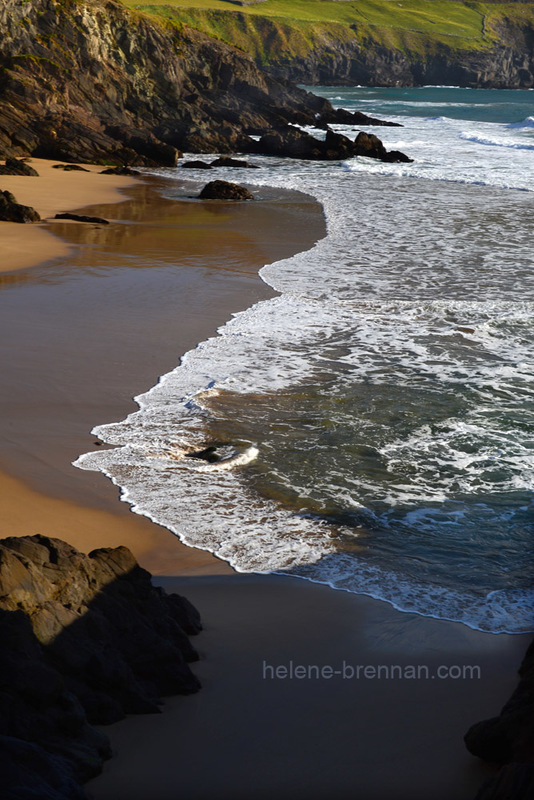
[
  {"xmin": 54, "ymin": 213, "xmax": 109, "ymax": 224},
  {"xmin": 199, "ymin": 180, "xmax": 255, "ymax": 200},
  {"xmin": 182, "ymin": 160, "xmax": 213, "ymax": 169},
  {"xmin": 210, "ymin": 157, "xmax": 259, "ymax": 168},
  {"xmin": 0, "ymin": 190, "xmax": 40, "ymax": 222}
]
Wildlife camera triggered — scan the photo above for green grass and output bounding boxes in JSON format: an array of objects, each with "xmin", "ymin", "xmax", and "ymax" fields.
[{"xmin": 121, "ymin": 0, "xmax": 534, "ymax": 66}]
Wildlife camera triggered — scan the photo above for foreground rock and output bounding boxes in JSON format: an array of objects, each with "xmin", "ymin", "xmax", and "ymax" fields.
[
  {"xmin": 0, "ymin": 190, "xmax": 40, "ymax": 222},
  {"xmin": 255, "ymin": 126, "xmax": 412, "ymax": 163},
  {"xmin": 199, "ymin": 180, "xmax": 255, "ymax": 200},
  {"xmin": 466, "ymin": 636, "xmax": 534, "ymax": 798},
  {"xmin": 0, "ymin": 535, "xmax": 202, "ymax": 800},
  {"xmin": 0, "ymin": 0, "xmax": 403, "ymax": 166},
  {"xmin": 0, "ymin": 156, "xmax": 39, "ymax": 176}
]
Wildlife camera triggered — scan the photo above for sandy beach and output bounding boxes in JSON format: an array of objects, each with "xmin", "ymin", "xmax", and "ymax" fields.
[{"xmin": 0, "ymin": 159, "xmax": 528, "ymax": 799}]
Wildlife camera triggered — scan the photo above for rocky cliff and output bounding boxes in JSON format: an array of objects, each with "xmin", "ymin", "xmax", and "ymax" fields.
[
  {"xmin": 0, "ymin": 535, "xmax": 202, "ymax": 800},
  {"xmin": 146, "ymin": 3, "xmax": 534, "ymax": 89},
  {"xmin": 0, "ymin": 0, "xmax": 396, "ymax": 166}
]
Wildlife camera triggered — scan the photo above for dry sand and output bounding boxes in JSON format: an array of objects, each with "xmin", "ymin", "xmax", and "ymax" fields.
[
  {"xmin": 0, "ymin": 161, "xmax": 527, "ymax": 800},
  {"xmin": 0, "ymin": 158, "xmax": 140, "ymax": 272}
]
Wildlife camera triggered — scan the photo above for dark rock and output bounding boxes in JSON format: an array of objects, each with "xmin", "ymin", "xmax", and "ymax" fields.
[
  {"xmin": 383, "ymin": 149, "xmax": 414, "ymax": 164},
  {"xmin": 257, "ymin": 127, "xmax": 324, "ymax": 160},
  {"xmin": 210, "ymin": 157, "xmax": 259, "ymax": 168},
  {"xmin": 54, "ymin": 213, "xmax": 109, "ymax": 225},
  {"xmin": 0, "ymin": 535, "xmax": 202, "ymax": 799},
  {"xmin": 0, "ymin": 735, "xmax": 88, "ymax": 800},
  {"xmin": 199, "ymin": 180, "xmax": 254, "ymax": 200},
  {"xmin": 475, "ymin": 764, "xmax": 534, "ymax": 799},
  {"xmin": 318, "ymin": 108, "xmax": 402, "ymax": 128},
  {"xmin": 256, "ymin": 126, "xmax": 412, "ymax": 163},
  {"xmin": 100, "ymin": 166, "xmax": 140, "ymax": 176},
  {"xmin": 0, "ymin": 157, "xmax": 39, "ymax": 176},
  {"xmin": 103, "ymin": 126, "xmax": 181, "ymax": 167},
  {"xmin": 182, "ymin": 160, "xmax": 213, "ymax": 169},
  {"xmin": 467, "ymin": 634, "xmax": 534, "ymax": 798},
  {"xmin": 0, "ymin": 190, "xmax": 40, "ymax": 223},
  {"xmin": 52, "ymin": 164, "xmax": 90, "ymax": 172}
]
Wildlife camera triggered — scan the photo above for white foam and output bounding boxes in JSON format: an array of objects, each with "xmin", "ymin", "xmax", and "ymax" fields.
[{"xmin": 75, "ymin": 90, "xmax": 534, "ymax": 633}]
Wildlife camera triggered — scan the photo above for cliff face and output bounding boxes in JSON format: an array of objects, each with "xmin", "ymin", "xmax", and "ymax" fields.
[
  {"xmin": 147, "ymin": 5, "xmax": 534, "ymax": 89},
  {"xmin": 0, "ymin": 0, "xmax": 351, "ymax": 164}
]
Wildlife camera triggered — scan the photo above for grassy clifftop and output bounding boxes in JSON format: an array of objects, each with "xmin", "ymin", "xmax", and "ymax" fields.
[{"xmin": 123, "ymin": 0, "xmax": 534, "ymax": 86}]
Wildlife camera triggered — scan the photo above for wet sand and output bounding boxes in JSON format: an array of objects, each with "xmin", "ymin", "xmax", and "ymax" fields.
[
  {"xmin": 89, "ymin": 575, "xmax": 528, "ymax": 800},
  {"xmin": 0, "ymin": 168, "xmax": 324, "ymax": 572},
  {"xmin": 0, "ymin": 158, "xmax": 140, "ymax": 271},
  {"xmin": 0, "ymin": 161, "xmax": 526, "ymax": 799}
]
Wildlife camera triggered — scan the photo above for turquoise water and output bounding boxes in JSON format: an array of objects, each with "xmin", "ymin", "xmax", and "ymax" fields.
[
  {"xmin": 310, "ymin": 85, "xmax": 534, "ymax": 123},
  {"xmin": 77, "ymin": 87, "xmax": 534, "ymax": 632}
]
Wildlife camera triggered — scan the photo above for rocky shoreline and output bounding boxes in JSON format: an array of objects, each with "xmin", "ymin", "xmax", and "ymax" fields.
[
  {"xmin": 0, "ymin": 0, "xmax": 409, "ymax": 169},
  {"xmin": 0, "ymin": 535, "xmax": 202, "ymax": 800}
]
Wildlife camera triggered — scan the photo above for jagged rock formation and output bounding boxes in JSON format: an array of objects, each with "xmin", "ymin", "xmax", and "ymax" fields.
[
  {"xmin": 0, "ymin": 535, "xmax": 202, "ymax": 800},
  {"xmin": 0, "ymin": 0, "xmax": 399, "ymax": 167},
  {"xmin": 465, "ymin": 636, "xmax": 534, "ymax": 798},
  {"xmin": 255, "ymin": 126, "xmax": 412, "ymax": 162}
]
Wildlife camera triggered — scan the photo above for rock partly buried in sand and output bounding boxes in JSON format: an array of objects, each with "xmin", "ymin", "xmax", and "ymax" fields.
[
  {"xmin": 54, "ymin": 212, "xmax": 109, "ymax": 224},
  {"xmin": 100, "ymin": 166, "xmax": 140, "ymax": 175},
  {"xmin": 199, "ymin": 180, "xmax": 254, "ymax": 200},
  {"xmin": 210, "ymin": 157, "xmax": 259, "ymax": 168},
  {"xmin": 52, "ymin": 163, "xmax": 90, "ymax": 172},
  {"xmin": 0, "ymin": 156, "xmax": 39, "ymax": 176},
  {"xmin": 0, "ymin": 189, "xmax": 40, "ymax": 222},
  {"xmin": 0, "ymin": 534, "xmax": 203, "ymax": 799},
  {"xmin": 182, "ymin": 160, "xmax": 213, "ymax": 169}
]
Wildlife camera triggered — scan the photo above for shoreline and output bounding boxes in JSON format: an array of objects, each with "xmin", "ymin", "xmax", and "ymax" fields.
[
  {"xmin": 1, "ymin": 158, "xmax": 527, "ymax": 799},
  {"xmin": 0, "ymin": 158, "xmax": 325, "ymax": 575}
]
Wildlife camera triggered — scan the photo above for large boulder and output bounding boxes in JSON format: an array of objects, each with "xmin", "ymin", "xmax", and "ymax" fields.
[
  {"xmin": 199, "ymin": 180, "xmax": 255, "ymax": 200},
  {"xmin": 0, "ymin": 535, "xmax": 203, "ymax": 798},
  {"xmin": 0, "ymin": 190, "xmax": 40, "ymax": 222}
]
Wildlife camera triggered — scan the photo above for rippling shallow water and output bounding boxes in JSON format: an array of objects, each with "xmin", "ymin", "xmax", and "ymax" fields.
[{"xmin": 76, "ymin": 87, "xmax": 534, "ymax": 633}]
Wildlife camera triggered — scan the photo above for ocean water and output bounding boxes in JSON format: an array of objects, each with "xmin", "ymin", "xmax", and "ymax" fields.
[{"xmin": 75, "ymin": 87, "xmax": 534, "ymax": 633}]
